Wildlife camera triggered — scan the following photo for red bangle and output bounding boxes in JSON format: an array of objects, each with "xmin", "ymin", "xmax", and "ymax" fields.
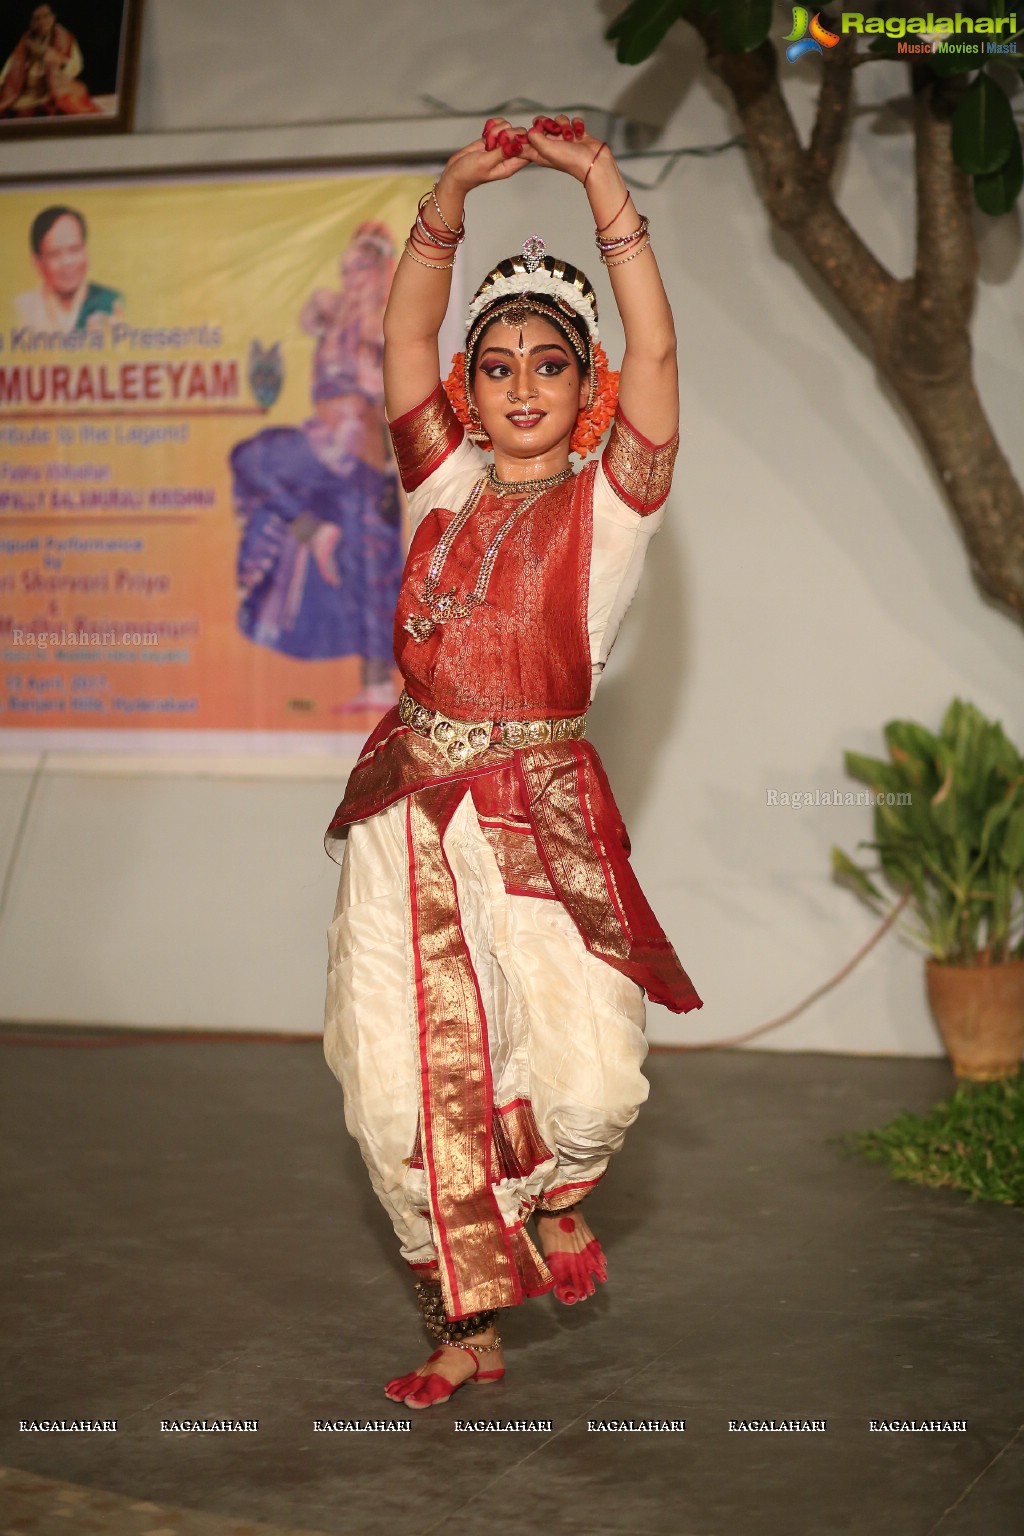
[
  {"xmin": 413, "ymin": 211, "xmax": 460, "ymax": 249},
  {"xmin": 417, "ymin": 194, "xmax": 462, "ymax": 243},
  {"xmin": 596, "ymin": 190, "xmax": 631, "ymax": 234},
  {"xmin": 408, "ymin": 226, "xmax": 444, "ymax": 258},
  {"xmin": 583, "ymin": 141, "xmax": 608, "ymax": 187}
]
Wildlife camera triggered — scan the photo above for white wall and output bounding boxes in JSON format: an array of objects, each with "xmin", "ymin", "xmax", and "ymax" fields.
[{"xmin": 1, "ymin": 1, "xmax": 1021, "ymax": 1049}]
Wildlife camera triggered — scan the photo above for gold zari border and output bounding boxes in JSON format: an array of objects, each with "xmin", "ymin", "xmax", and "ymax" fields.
[
  {"xmin": 603, "ymin": 408, "xmax": 679, "ymax": 513},
  {"xmin": 407, "ymin": 783, "xmax": 552, "ymax": 1317},
  {"xmin": 389, "ymin": 383, "xmax": 463, "ymax": 493}
]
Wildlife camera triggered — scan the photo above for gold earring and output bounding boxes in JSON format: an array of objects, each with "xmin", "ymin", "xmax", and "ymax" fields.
[{"xmin": 466, "ymin": 397, "xmax": 491, "ymax": 446}]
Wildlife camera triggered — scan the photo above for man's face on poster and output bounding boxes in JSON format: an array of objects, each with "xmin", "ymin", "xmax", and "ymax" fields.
[
  {"xmin": 35, "ymin": 214, "xmax": 89, "ymax": 300},
  {"xmin": 30, "ymin": 5, "xmax": 55, "ymax": 37}
]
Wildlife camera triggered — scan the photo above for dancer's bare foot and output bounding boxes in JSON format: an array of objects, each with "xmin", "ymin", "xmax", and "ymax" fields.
[
  {"xmin": 384, "ymin": 1323, "xmax": 505, "ymax": 1409},
  {"xmin": 534, "ymin": 1206, "xmax": 608, "ymax": 1304}
]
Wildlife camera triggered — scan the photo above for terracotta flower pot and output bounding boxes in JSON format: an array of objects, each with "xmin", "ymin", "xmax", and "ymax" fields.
[{"xmin": 925, "ymin": 959, "xmax": 1024, "ymax": 1080}]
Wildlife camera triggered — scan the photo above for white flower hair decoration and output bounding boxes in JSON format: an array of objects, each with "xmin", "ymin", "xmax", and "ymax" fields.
[{"xmin": 465, "ymin": 237, "xmax": 601, "ymax": 346}]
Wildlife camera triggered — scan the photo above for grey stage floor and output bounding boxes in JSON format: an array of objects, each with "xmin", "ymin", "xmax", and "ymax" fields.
[{"xmin": 0, "ymin": 1034, "xmax": 1021, "ymax": 1536}]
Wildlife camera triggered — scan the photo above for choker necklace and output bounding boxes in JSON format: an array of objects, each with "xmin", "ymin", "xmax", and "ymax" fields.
[{"xmin": 486, "ymin": 463, "xmax": 574, "ymax": 497}]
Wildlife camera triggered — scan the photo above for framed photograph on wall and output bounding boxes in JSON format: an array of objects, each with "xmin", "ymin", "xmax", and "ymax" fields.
[{"xmin": 0, "ymin": 0, "xmax": 144, "ymax": 138}]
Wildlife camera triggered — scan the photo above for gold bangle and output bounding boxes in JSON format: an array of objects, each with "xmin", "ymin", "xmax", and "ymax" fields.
[
  {"xmin": 430, "ymin": 183, "xmax": 465, "ymax": 240},
  {"xmin": 602, "ymin": 236, "xmax": 652, "ymax": 268},
  {"xmin": 596, "ymin": 215, "xmax": 650, "ymax": 253},
  {"xmin": 403, "ymin": 240, "xmax": 456, "ymax": 271},
  {"xmin": 415, "ymin": 210, "xmax": 460, "ymax": 248}
]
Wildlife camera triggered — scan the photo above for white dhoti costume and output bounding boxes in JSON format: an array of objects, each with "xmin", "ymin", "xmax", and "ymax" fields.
[{"xmin": 322, "ymin": 386, "xmax": 702, "ymax": 1318}]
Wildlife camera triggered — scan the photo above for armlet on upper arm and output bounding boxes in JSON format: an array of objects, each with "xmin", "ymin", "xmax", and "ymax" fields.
[
  {"xmin": 388, "ymin": 381, "xmax": 464, "ymax": 493},
  {"xmin": 601, "ymin": 404, "xmax": 679, "ymax": 515}
]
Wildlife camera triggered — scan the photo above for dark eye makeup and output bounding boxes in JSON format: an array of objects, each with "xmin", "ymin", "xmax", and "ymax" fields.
[{"xmin": 478, "ymin": 356, "xmax": 572, "ymax": 380}]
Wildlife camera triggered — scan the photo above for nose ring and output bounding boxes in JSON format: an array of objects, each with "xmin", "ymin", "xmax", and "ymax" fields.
[{"xmin": 507, "ymin": 388, "xmax": 538, "ymax": 404}]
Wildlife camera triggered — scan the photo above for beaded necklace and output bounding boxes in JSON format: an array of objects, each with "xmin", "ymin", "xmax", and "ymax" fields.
[{"xmin": 403, "ymin": 464, "xmax": 574, "ymax": 644}]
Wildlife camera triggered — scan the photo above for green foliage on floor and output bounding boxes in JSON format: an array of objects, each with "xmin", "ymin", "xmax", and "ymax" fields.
[{"xmin": 832, "ymin": 1070, "xmax": 1024, "ymax": 1207}]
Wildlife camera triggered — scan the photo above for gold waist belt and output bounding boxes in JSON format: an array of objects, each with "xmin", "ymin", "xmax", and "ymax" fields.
[{"xmin": 399, "ymin": 688, "xmax": 587, "ymax": 767}]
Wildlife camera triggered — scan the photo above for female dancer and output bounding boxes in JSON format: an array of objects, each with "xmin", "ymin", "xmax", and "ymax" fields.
[{"xmin": 323, "ymin": 113, "xmax": 702, "ymax": 1409}]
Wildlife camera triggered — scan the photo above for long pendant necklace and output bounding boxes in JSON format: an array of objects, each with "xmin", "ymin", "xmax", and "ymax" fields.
[{"xmin": 403, "ymin": 464, "xmax": 574, "ymax": 644}]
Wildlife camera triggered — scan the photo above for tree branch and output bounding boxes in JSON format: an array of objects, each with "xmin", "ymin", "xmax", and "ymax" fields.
[
  {"xmin": 806, "ymin": 34, "xmax": 856, "ymax": 186},
  {"xmin": 681, "ymin": 7, "xmax": 896, "ymax": 340},
  {"xmin": 912, "ymin": 68, "xmax": 977, "ymax": 337},
  {"xmin": 663, "ymin": 3, "xmax": 1024, "ymax": 623}
]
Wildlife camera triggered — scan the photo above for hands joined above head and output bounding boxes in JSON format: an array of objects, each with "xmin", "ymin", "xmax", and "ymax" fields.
[
  {"xmin": 442, "ymin": 114, "xmax": 614, "ymax": 194},
  {"xmin": 483, "ymin": 113, "xmax": 585, "ymax": 157}
]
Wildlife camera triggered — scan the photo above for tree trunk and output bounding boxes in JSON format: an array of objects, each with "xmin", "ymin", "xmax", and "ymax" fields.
[
  {"xmin": 879, "ymin": 304, "xmax": 1024, "ymax": 618},
  {"xmin": 683, "ymin": 10, "xmax": 1024, "ymax": 622}
]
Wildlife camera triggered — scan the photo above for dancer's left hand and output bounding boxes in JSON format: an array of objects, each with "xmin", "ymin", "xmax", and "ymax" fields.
[{"xmin": 518, "ymin": 114, "xmax": 606, "ymax": 182}]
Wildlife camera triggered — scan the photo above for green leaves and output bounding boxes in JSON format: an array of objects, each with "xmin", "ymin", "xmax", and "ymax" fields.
[
  {"xmin": 1002, "ymin": 804, "xmax": 1024, "ymax": 874},
  {"xmin": 831, "ymin": 847, "xmax": 886, "ymax": 906},
  {"xmin": 927, "ymin": 49, "xmax": 983, "ymax": 78},
  {"xmin": 973, "ymin": 127, "xmax": 1024, "ymax": 215},
  {"xmin": 853, "ymin": 24, "xmax": 1022, "ymax": 211},
  {"xmin": 605, "ymin": 0, "xmax": 771, "ymax": 62},
  {"xmin": 718, "ymin": 0, "xmax": 773, "ymax": 53},
  {"xmin": 834, "ymin": 699, "xmax": 1024, "ymax": 964},
  {"xmin": 836, "ymin": 1071, "xmax": 1024, "ymax": 1206},
  {"xmin": 952, "ymin": 72, "xmax": 1018, "ymax": 173},
  {"xmin": 606, "ymin": 0, "xmax": 688, "ymax": 64},
  {"xmin": 604, "ymin": 0, "xmax": 1024, "ymax": 214}
]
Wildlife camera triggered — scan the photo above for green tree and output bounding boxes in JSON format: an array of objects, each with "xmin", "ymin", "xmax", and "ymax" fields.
[{"xmin": 607, "ymin": 0, "xmax": 1024, "ymax": 620}]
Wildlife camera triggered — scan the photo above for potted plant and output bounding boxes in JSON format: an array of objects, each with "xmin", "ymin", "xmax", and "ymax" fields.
[{"xmin": 832, "ymin": 698, "xmax": 1024, "ymax": 1079}]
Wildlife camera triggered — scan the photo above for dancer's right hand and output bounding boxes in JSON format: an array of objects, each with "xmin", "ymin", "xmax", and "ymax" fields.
[{"xmin": 442, "ymin": 119, "xmax": 532, "ymax": 192}]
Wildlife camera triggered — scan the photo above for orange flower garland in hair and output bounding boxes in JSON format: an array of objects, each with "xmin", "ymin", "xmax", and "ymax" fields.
[
  {"xmin": 443, "ymin": 343, "xmax": 619, "ymax": 458},
  {"xmin": 571, "ymin": 343, "xmax": 619, "ymax": 457}
]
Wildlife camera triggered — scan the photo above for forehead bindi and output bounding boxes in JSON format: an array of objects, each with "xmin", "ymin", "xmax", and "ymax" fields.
[
  {"xmin": 483, "ymin": 317, "xmax": 571, "ymax": 357},
  {"xmin": 513, "ymin": 315, "xmax": 567, "ymax": 346},
  {"xmin": 481, "ymin": 310, "xmax": 565, "ymax": 345}
]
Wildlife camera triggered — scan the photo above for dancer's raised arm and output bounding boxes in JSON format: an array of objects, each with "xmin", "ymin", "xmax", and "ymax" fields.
[
  {"xmin": 519, "ymin": 117, "xmax": 678, "ymax": 447},
  {"xmin": 382, "ymin": 124, "xmax": 531, "ymax": 422}
]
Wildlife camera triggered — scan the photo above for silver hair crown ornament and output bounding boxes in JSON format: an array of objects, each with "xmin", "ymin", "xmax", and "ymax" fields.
[{"xmin": 521, "ymin": 235, "xmax": 545, "ymax": 273}]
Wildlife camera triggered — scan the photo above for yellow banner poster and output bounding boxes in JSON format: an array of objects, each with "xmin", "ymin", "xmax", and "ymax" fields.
[{"xmin": 0, "ymin": 169, "xmax": 436, "ymax": 753}]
